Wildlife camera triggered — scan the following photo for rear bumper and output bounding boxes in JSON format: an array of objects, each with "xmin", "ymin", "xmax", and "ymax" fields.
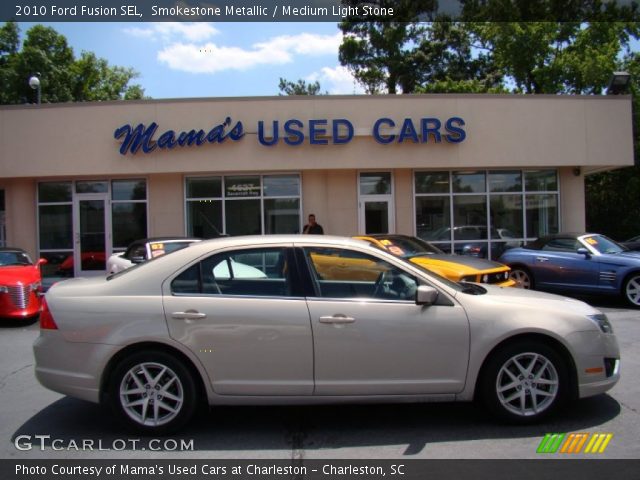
[{"xmin": 33, "ymin": 331, "xmax": 119, "ymax": 403}]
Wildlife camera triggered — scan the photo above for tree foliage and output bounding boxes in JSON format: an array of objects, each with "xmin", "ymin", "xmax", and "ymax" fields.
[
  {"xmin": 0, "ymin": 22, "xmax": 145, "ymax": 104},
  {"xmin": 278, "ymin": 77, "xmax": 324, "ymax": 95}
]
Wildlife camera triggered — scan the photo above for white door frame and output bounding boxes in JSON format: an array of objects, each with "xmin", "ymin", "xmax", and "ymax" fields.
[
  {"xmin": 73, "ymin": 192, "xmax": 111, "ymax": 277},
  {"xmin": 357, "ymin": 172, "xmax": 395, "ymax": 235}
]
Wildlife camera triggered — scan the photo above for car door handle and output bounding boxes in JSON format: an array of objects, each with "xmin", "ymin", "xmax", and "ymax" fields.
[
  {"xmin": 535, "ymin": 257, "xmax": 549, "ymax": 262},
  {"xmin": 171, "ymin": 311, "xmax": 207, "ymax": 320},
  {"xmin": 319, "ymin": 314, "xmax": 355, "ymax": 324}
]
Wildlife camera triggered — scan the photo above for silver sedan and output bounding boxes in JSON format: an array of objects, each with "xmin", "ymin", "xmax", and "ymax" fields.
[{"xmin": 34, "ymin": 235, "xmax": 620, "ymax": 434}]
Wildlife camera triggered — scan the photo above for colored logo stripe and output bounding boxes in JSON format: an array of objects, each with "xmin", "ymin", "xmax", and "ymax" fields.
[
  {"xmin": 537, "ymin": 433, "xmax": 613, "ymax": 454},
  {"xmin": 537, "ymin": 433, "xmax": 566, "ymax": 453},
  {"xmin": 584, "ymin": 433, "xmax": 613, "ymax": 453}
]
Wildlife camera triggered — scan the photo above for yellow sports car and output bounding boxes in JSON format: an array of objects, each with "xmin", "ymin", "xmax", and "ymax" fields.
[{"xmin": 354, "ymin": 234, "xmax": 515, "ymax": 287}]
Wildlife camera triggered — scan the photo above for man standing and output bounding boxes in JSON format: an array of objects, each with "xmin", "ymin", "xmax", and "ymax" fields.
[{"xmin": 303, "ymin": 214, "xmax": 324, "ymax": 234}]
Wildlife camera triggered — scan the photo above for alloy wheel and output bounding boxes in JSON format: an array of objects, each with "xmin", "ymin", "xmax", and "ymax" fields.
[
  {"xmin": 510, "ymin": 269, "xmax": 531, "ymax": 289},
  {"xmin": 625, "ymin": 275, "xmax": 640, "ymax": 307},
  {"xmin": 119, "ymin": 361, "xmax": 184, "ymax": 427},
  {"xmin": 495, "ymin": 352, "xmax": 559, "ymax": 417}
]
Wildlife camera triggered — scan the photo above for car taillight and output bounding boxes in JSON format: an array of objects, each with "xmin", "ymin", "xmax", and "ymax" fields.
[{"xmin": 39, "ymin": 298, "xmax": 58, "ymax": 330}]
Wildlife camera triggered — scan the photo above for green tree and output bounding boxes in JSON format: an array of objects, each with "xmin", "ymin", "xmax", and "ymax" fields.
[
  {"xmin": 278, "ymin": 77, "xmax": 324, "ymax": 95},
  {"xmin": 0, "ymin": 22, "xmax": 145, "ymax": 104}
]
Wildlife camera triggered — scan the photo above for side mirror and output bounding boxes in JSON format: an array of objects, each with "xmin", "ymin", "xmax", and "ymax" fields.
[
  {"xmin": 36, "ymin": 258, "xmax": 48, "ymax": 267},
  {"xmin": 130, "ymin": 256, "xmax": 146, "ymax": 264},
  {"xmin": 577, "ymin": 247, "xmax": 591, "ymax": 258},
  {"xmin": 416, "ymin": 285, "xmax": 439, "ymax": 306}
]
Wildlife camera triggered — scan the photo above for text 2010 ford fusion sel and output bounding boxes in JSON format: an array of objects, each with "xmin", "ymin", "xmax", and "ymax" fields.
[{"xmin": 34, "ymin": 235, "xmax": 620, "ymax": 434}]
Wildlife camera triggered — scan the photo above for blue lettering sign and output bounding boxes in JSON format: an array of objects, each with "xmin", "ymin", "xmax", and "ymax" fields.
[
  {"xmin": 421, "ymin": 118, "xmax": 442, "ymax": 143},
  {"xmin": 333, "ymin": 119, "xmax": 354, "ymax": 144},
  {"xmin": 309, "ymin": 119, "xmax": 328, "ymax": 145},
  {"xmin": 114, "ymin": 118, "xmax": 244, "ymax": 155},
  {"xmin": 283, "ymin": 119, "xmax": 304, "ymax": 146},
  {"xmin": 398, "ymin": 118, "xmax": 420, "ymax": 143},
  {"xmin": 445, "ymin": 117, "xmax": 466, "ymax": 143},
  {"xmin": 258, "ymin": 120, "xmax": 278, "ymax": 146},
  {"xmin": 373, "ymin": 118, "xmax": 396, "ymax": 144}
]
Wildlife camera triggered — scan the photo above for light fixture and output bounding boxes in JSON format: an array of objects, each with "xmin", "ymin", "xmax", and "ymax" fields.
[
  {"xmin": 606, "ymin": 72, "xmax": 631, "ymax": 95},
  {"xmin": 28, "ymin": 73, "xmax": 41, "ymax": 104}
]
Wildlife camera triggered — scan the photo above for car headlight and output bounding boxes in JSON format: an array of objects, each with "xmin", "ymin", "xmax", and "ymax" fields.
[
  {"xmin": 587, "ymin": 313, "xmax": 613, "ymax": 334},
  {"xmin": 0, "ymin": 285, "xmax": 8, "ymax": 293},
  {"xmin": 29, "ymin": 281, "xmax": 41, "ymax": 292}
]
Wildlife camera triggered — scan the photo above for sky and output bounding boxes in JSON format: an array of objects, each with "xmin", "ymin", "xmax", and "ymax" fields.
[{"xmin": 19, "ymin": 22, "xmax": 366, "ymax": 99}]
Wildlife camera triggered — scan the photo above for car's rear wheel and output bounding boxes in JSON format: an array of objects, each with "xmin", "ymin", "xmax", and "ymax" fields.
[
  {"xmin": 623, "ymin": 273, "xmax": 640, "ymax": 308},
  {"xmin": 480, "ymin": 341, "xmax": 568, "ymax": 423},
  {"xmin": 108, "ymin": 350, "xmax": 198, "ymax": 434},
  {"xmin": 510, "ymin": 267, "xmax": 533, "ymax": 289}
]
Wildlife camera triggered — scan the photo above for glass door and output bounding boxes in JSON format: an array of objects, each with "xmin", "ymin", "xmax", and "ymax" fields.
[
  {"xmin": 358, "ymin": 172, "xmax": 395, "ymax": 234},
  {"xmin": 73, "ymin": 193, "xmax": 110, "ymax": 277}
]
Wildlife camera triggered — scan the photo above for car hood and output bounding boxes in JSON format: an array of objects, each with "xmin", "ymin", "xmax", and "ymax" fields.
[
  {"xmin": 463, "ymin": 284, "xmax": 599, "ymax": 316},
  {"xmin": 0, "ymin": 266, "xmax": 40, "ymax": 284},
  {"xmin": 411, "ymin": 254, "xmax": 507, "ymax": 270}
]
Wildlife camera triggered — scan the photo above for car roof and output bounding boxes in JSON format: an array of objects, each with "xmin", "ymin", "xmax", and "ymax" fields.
[
  {"xmin": 0, "ymin": 247, "xmax": 27, "ymax": 254},
  {"xmin": 131, "ymin": 237, "xmax": 202, "ymax": 245}
]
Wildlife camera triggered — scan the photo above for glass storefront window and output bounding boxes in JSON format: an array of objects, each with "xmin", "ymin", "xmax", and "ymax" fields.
[
  {"xmin": 415, "ymin": 172, "xmax": 449, "ymax": 194},
  {"xmin": 525, "ymin": 170, "xmax": 558, "ymax": 191},
  {"xmin": 415, "ymin": 196, "xmax": 450, "ymax": 241},
  {"xmin": 187, "ymin": 176, "xmax": 221, "ymax": 198},
  {"xmin": 76, "ymin": 181, "xmax": 108, "ymax": 194},
  {"xmin": 490, "ymin": 194, "xmax": 524, "ymax": 237},
  {"xmin": 226, "ymin": 200, "xmax": 261, "ymax": 235},
  {"xmin": 38, "ymin": 182, "xmax": 72, "ymax": 203},
  {"xmin": 453, "ymin": 171, "xmax": 486, "ymax": 193},
  {"xmin": 453, "ymin": 195, "xmax": 487, "ymax": 238},
  {"xmin": 526, "ymin": 194, "xmax": 559, "ymax": 238},
  {"xmin": 39, "ymin": 205, "xmax": 72, "ymax": 249},
  {"xmin": 264, "ymin": 198, "xmax": 301, "ymax": 233},
  {"xmin": 489, "ymin": 171, "xmax": 522, "ymax": 192},
  {"xmin": 225, "ymin": 176, "xmax": 261, "ymax": 197},
  {"xmin": 112, "ymin": 203, "xmax": 147, "ymax": 248},
  {"xmin": 415, "ymin": 169, "xmax": 559, "ymax": 259},
  {"xmin": 187, "ymin": 200, "xmax": 223, "ymax": 238},
  {"xmin": 186, "ymin": 174, "xmax": 301, "ymax": 237},
  {"xmin": 112, "ymin": 179, "xmax": 146, "ymax": 201},
  {"xmin": 264, "ymin": 175, "xmax": 300, "ymax": 197},
  {"xmin": 360, "ymin": 172, "xmax": 392, "ymax": 195}
]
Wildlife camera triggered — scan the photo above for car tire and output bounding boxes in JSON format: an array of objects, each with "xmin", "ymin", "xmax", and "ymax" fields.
[
  {"xmin": 623, "ymin": 273, "xmax": 640, "ymax": 308},
  {"xmin": 510, "ymin": 267, "xmax": 534, "ymax": 289},
  {"xmin": 480, "ymin": 341, "xmax": 568, "ymax": 424},
  {"xmin": 108, "ymin": 350, "xmax": 198, "ymax": 435}
]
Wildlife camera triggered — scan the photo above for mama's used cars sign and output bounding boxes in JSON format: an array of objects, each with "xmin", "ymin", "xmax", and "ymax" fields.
[{"xmin": 113, "ymin": 116, "xmax": 466, "ymax": 155}]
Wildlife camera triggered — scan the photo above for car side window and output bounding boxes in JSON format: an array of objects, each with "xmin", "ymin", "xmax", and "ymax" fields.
[
  {"xmin": 542, "ymin": 238, "xmax": 580, "ymax": 252},
  {"xmin": 171, "ymin": 247, "xmax": 294, "ymax": 297},
  {"xmin": 303, "ymin": 247, "xmax": 418, "ymax": 301}
]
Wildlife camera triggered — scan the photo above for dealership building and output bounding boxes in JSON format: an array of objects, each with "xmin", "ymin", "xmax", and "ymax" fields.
[{"xmin": 0, "ymin": 94, "xmax": 634, "ymax": 280}]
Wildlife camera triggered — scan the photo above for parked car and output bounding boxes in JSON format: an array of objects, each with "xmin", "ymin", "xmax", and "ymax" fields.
[
  {"xmin": 0, "ymin": 247, "xmax": 46, "ymax": 320},
  {"xmin": 421, "ymin": 226, "xmax": 519, "ymax": 258},
  {"xmin": 106, "ymin": 237, "xmax": 201, "ymax": 274},
  {"xmin": 621, "ymin": 235, "xmax": 640, "ymax": 251},
  {"xmin": 354, "ymin": 234, "xmax": 515, "ymax": 287},
  {"xmin": 35, "ymin": 235, "xmax": 619, "ymax": 433},
  {"xmin": 498, "ymin": 232, "xmax": 640, "ymax": 308}
]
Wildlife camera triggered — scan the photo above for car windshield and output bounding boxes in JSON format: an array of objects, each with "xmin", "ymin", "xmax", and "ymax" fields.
[
  {"xmin": 0, "ymin": 251, "xmax": 32, "ymax": 266},
  {"xmin": 377, "ymin": 236, "xmax": 443, "ymax": 257},
  {"xmin": 582, "ymin": 234, "xmax": 626, "ymax": 254}
]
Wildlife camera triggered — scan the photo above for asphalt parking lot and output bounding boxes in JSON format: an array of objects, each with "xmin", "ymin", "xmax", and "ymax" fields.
[{"xmin": 0, "ymin": 296, "xmax": 638, "ymax": 461}]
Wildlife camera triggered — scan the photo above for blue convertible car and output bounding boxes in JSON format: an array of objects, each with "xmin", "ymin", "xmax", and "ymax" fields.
[{"xmin": 498, "ymin": 233, "xmax": 640, "ymax": 308}]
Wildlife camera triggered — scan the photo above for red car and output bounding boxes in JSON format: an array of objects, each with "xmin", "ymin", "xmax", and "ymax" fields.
[{"xmin": 0, "ymin": 247, "xmax": 46, "ymax": 320}]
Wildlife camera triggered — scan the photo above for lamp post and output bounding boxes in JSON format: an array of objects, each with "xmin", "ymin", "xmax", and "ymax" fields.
[{"xmin": 28, "ymin": 73, "xmax": 41, "ymax": 104}]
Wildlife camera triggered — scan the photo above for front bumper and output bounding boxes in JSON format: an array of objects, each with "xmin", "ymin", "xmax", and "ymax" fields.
[{"xmin": 566, "ymin": 330, "xmax": 620, "ymax": 399}]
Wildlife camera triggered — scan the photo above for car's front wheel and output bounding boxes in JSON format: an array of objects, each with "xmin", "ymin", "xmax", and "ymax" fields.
[
  {"xmin": 480, "ymin": 341, "xmax": 568, "ymax": 423},
  {"xmin": 108, "ymin": 350, "xmax": 198, "ymax": 434},
  {"xmin": 510, "ymin": 267, "xmax": 533, "ymax": 289},
  {"xmin": 623, "ymin": 273, "xmax": 640, "ymax": 308}
]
